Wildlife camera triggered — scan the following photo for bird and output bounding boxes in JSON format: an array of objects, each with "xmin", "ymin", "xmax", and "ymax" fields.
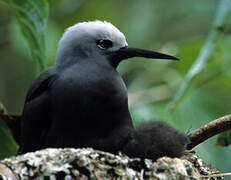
[{"xmin": 19, "ymin": 20, "xmax": 189, "ymax": 160}]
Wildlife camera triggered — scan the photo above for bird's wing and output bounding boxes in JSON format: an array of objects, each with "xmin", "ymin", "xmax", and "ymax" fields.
[
  {"xmin": 25, "ymin": 70, "xmax": 58, "ymax": 102},
  {"xmin": 19, "ymin": 69, "xmax": 58, "ymax": 154}
]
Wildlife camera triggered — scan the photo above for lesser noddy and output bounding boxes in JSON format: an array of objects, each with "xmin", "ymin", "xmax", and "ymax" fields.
[{"xmin": 19, "ymin": 21, "xmax": 188, "ymax": 160}]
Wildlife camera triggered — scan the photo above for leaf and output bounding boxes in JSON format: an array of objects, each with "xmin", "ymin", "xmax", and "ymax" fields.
[
  {"xmin": 216, "ymin": 130, "xmax": 231, "ymax": 147},
  {"xmin": 3, "ymin": 0, "xmax": 49, "ymax": 74},
  {"xmin": 168, "ymin": 0, "xmax": 231, "ymax": 112}
]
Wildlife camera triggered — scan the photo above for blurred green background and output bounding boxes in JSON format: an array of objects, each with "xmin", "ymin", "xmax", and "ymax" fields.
[{"xmin": 0, "ymin": 0, "xmax": 231, "ymax": 174}]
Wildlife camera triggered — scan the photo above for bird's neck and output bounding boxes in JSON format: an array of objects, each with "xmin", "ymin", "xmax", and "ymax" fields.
[{"xmin": 55, "ymin": 55, "xmax": 77, "ymax": 70}]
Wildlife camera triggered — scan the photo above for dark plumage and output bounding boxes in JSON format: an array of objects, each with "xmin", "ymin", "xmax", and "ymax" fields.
[
  {"xmin": 19, "ymin": 21, "xmax": 188, "ymax": 160},
  {"xmin": 123, "ymin": 121, "xmax": 189, "ymax": 160}
]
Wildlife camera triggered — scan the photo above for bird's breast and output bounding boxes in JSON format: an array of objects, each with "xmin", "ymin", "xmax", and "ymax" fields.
[{"xmin": 50, "ymin": 66, "xmax": 131, "ymax": 136}]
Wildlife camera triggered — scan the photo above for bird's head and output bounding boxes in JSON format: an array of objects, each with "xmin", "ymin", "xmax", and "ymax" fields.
[{"xmin": 55, "ymin": 20, "xmax": 178, "ymax": 68}]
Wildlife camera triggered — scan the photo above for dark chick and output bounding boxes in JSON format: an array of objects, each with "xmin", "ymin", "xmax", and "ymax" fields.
[{"xmin": 123, "ymin": 121, "xmax": 189, "ymax": 161}]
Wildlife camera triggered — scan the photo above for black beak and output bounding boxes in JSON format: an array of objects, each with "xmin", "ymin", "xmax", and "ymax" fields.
[{"xmin": 110, "ymin": 46, "xmax": 179, "ymax": 67}]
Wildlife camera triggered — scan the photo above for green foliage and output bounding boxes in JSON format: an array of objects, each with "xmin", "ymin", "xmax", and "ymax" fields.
[
  {"xmin": 0, "ymin": 0, "xmax": 49, "ymax": 159},
  {"xmin": 168, "ymin": 0, "xmax": 231, "ymax": 111},
  {"xmin": 217, "ymin": 131, "xmax": 231, "ymax": 146},
  {"xmin": 3, "ymin": 0, "xmax": 49, "ymax": 74}
]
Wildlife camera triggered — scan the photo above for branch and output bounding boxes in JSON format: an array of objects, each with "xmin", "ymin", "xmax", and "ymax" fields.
[
  {"xmin": 0, "ymin": 105, "xmax": 21, "ymax": 145},
  {"xmin": 187, "ymin": 114, "xmax": 231, "ymax": 150}
]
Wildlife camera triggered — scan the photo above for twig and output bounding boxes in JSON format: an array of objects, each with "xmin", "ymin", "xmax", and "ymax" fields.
[
  {"xmin": 187, "ymin": 114, "xmax": 231, "ymax": 150},
  {"xmin": 0, "ymin": 105, "xmax": 21, "ymax": 145},
  {"xmin": 200, "ymin": 172, "xmax": 231, "ymax": 178}
]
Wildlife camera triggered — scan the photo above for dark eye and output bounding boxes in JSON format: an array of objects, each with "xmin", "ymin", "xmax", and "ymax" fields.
[{"xmin": 97, "ymin": 40, "xmax": 113, "ymax": 49}]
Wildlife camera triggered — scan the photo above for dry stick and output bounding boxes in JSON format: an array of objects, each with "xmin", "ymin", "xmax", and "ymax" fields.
[
  {"xmin": 200, "ymin": 172, "xmax": 231, "ymax": 178},
  {"xmin": 0, "ymin": 105, "xmax": 21, "ymax": 145},
  {"xmin": 187, "ymin": 114, "xmax": 231, "ymax": 150}
]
